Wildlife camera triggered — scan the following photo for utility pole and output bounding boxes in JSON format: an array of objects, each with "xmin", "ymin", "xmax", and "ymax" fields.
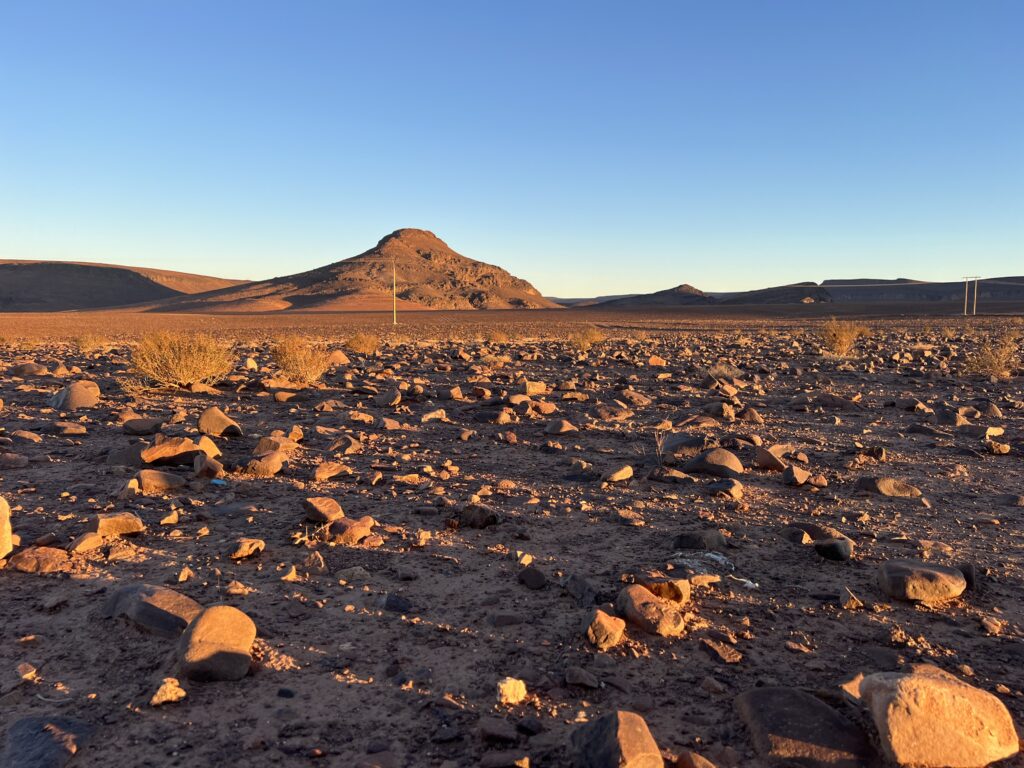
[
  {"xmin": 963, "ymin": 276, "xmax": 980, "ymax": 316},
  {"xmin": 392, "ymin": 257, "xmax": 397, "ymax": 325}
]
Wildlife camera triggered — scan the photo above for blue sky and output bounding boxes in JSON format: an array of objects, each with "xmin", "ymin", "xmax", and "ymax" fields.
[{"xmin": 1, "ymin": 1, "xmax": 1021, "ymax": 295}]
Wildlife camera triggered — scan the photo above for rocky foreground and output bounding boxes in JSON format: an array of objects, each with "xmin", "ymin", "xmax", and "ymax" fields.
[{"xmin": 0, "ymin": 323, "xmax": 1022, "ymax": 767}]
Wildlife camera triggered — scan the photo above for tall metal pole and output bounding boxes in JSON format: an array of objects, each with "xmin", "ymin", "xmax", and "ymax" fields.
[
  {"xmin": 392, "ymin": 257, "xmax": 397, "ymax": 325},
  {"xmin": 972, "ymin": 277, "xmax": 979, "ymax": 315},
  {"xmin": 963, "ymin": 277, "xmax": 969, "ymax": 316}
]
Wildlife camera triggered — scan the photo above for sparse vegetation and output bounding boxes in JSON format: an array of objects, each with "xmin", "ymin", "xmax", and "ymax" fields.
[
  {"xmin": 963, "ymin": 330, "xmax": 1019, "ymax": 379},
  {"xmin": 128, "ymin": 330, "xmax": 234, "ymax": 389},
  {"xmin": 75, "ymin": 333, "xmax": 107, "ymax": 353},
  {"xmin": 345, "ymin": 332, "xmax": 380, "ymax": 355},
  {"xmin": 567, "ymin": 324, "xmax": 606, "ymax": 352},
  {"xmin": 483, "ymin": 328, "xmax": 510, "ymax": 344},
  {"xmin": 820, "ymin": 318, "xmax": 868, "ymax": 357},
  {"xmin": 272, "ymin": 334, "xmax": 330, "ymax": 384},
  {"xmin": 707, "ymin": 361, "xmax": 743, "ymax": 380}
]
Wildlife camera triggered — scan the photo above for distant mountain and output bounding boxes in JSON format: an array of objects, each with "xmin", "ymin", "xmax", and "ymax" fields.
[
  {"xmin": 591, "ymin": 277, "xmax": 1024, "ymax": 308},
  {"xmin": 548, "ymin": 294, "xmax": 639, "ymax": 307},
  {"xmin": 592, "ymin": 284, "xmax": 711, "ymax": 308},
  {"xmin": 149, "ymin": 229, "xmax": 559, "ymax": 312},
  {"xmin": 0, "ymin": 260, "xmax": 245, "ymax": 312}
]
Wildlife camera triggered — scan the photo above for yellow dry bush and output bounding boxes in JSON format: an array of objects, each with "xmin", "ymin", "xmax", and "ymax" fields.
[
  {"xmin": 129, "ymin": 331, "xmax": 234, "ymax": 389},
  {"xmin": 272, "ymin": 334, "xmax": 330, "ymax": 384},
  {"xmin": 567, "ymin": 324, "xmax": 606, "ymax": 352},
  {"xmin": 483, "ymin": 328, "xmax": 510, "ymax": 344},
  {"xmin": 963, "ymin": 330, "xmax": 1019, "ymax": 379},
  {"xmin": 820, "ymin": 318, "xmax": 867, "ymax": 357},
  {"xmin": 345, "ymin": 332, "xmax": 379, "ymax": 355}
]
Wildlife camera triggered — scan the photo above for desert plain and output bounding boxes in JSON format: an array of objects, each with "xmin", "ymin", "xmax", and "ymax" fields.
[{"xmin": 0, "ymin": 307, "xmax": 1022, "ymax": 768}]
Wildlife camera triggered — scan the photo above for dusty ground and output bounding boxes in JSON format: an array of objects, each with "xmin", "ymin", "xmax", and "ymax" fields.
[{"xmin": 0, "ymin": 310, "xmax": 1022, "ymax": 767}]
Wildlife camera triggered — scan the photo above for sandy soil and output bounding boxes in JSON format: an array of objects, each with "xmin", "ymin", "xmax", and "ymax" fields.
[{"xmin": 0, "ymin": 311, "xmax": 1022, "ymax": 767}]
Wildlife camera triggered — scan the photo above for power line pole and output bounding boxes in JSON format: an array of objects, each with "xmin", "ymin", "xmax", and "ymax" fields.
[
  {"xmin": 972, "ymin": 276, "xmax": 981, "ymax": 315},
  {"xmin": 392, "ymin": 257, "xmax": 397, "ymax": 326},
  {"xmin": 963, "ymin": 276, "xmax": 980, "ymax": 316}
]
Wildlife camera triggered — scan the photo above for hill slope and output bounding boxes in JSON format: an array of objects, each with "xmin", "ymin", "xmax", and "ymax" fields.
[
  {"xmin": 594, "ymin": 277, "xmax": 1024, "ymax": 308},
  {"xmin": 151, "ymin": 229, "xmax": 559, "ymax": 312},
  {"xmin": 0, "ymin": 260, "xmax": 245, "ymax": 312}
]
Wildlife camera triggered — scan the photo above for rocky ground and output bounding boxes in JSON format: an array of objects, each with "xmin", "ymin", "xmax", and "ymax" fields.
[{"xmin": 0, "ymin": 315, "xmax": 1022, "ymax": 767}]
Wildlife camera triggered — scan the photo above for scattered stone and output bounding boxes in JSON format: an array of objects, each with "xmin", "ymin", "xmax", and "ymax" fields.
[
  {"xmin": 570, "ymin": 710, "xmax": 661, "ymax": 768},
  {"xmin": 90, "ymin": 511, "xmax": 145, "ymax": 537},
  {"xmin": 615, "ymin": 584, "xmax": 685, "ymax": 637},
  {"xmin": 856, "ymin": 476, "xmax": 922, "ymax": 498},
  {"xmin": 198, "ymin": 406, "xmax": 243, "ymax": 437},
  {"xmin": 1, "ymin": 716, "xmax": 95, "ymax": 768},
  {"xmin": 496, "ymin": 677, "xmax": 528, "ymax": 706},
  {"xmin": 104, "ymin": 583, "xmax": 203, "ymax": 637},
  {"xmin": 586, "ymin": 609, "xmax": 626, "ymax": 651},
  {"xmin": 683, "ymin": 448, "xmax": 744, "ymax": 478},
  {"xmin": 49, "ymin": 380, "xmax": 100, "ymax": 410},
  {"xmin": 150, "ymin": 677, "xmax": 187, "ymax": 707}
]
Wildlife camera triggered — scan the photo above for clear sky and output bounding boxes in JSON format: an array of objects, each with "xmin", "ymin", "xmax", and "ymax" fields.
[{"xmin": 1, "ymin": 1, "xmax": 1021, "ymax": 296}]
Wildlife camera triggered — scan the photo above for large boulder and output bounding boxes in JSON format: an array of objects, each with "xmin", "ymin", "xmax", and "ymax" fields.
[
  {"xmin": 683, "ymin": 448, "xmax": 744, "ymax": 478},
  {"xmin": 49, "ymin": 380, "xmax": 100, "ymax": 411},
  {"xmin": 197, "ymin": 406, "xmax": 243, "ymax": 437},
  {"xmin": 570, "ymin": 710, "xmax": 662, "ymax": 768},
  {"xmin": 860, "ymin": 666, "xmax": 1018, "ymax": 767},
  {"xmin": 615, "ymin": 584, "xmax": 685, "ymax": 637},
  {"xmin": 177, "ymin": 605, "xmax": 256, "ymax": 681}
]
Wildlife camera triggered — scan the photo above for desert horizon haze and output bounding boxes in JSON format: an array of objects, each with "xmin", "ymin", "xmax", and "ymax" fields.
[{"xmin": 1, "ymin": 3, "xmax": 1023, "ymax": 768}]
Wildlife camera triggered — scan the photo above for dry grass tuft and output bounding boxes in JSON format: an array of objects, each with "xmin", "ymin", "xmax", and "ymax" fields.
[
  {"xmin": 483, "ymin": 328, "xmax": 510, "ymax": 345},
  {"xmin": 75, "ymin": 333, "xmax": 107, "ymax": 353},
  {"xmin": 963, "ymin": 330, "xmax": 1019, "ymax": 379},
  {"xmin": 820, "ymin": 318, "xmax": 868, "ymax": 357},
  {"xmin": 272, "ymin": 334, "xmax": 330, "ymax": 384},
  {"xmin": 707, "ymin": 361, "xmax": 743, "ymax": 380},
  {"xmin": 345, "ymin": 332, "xmax": 379, "ymax": 355},
  {"xmin": 567, "ymin": 324, "xmax": 606, "ymax": 352},
  {"xmin": 128, "ymin": 331, "xmax": 234, "ymax": 389}
]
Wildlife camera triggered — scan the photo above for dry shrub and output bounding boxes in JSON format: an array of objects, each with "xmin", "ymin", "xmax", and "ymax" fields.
[
  {"xmin": 129, "ymin": 331, "xmax": 234, "ymax": 389},
  {"xmin": 567, "ymin": 324, "xmax": 606, "ymax": 352},
  {"xmin": 272, "ymin": 334, "xmax": 329, "ymax": 384},
  {"xmin": 75, "ymin": 333, "xmax": 107, "ymax": 353},
  {"xmin": 345, "ymin": 332, "xmax": 379, "ymax": 355},
  {"xmin": 707, "ymin": 361, "xmax": 743, "ymax": 380},
  {"xmin": 963, "ymin": 330, "xmax": 1019, "ymax": 379},
  {"xmin": 483, "ymin": 328, "xmax": 510, "ymax": 344},
  {"xmin": 820, "ymin": 318, "xmax": 867, "ymax": 357}
]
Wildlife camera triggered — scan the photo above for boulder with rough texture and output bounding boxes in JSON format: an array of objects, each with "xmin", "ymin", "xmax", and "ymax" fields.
[
  {"xmin": 571, "ymin": 710, "xmax": 662, "ymax": 768},
  {"xmin": 8, "ymin": 547, "xmax": 70, "ymax": 574},
  {"xmin": 103, "ymin": 583, "xmax": 202, "ymax": 637},
  {"xmin": 735, "ymin": 686, "xmax": 873, "ymax": 767},
  {"xmin": 860, "ymin": 666, "xmax": 1018, "ymax": 767},
  {"xmin": 198, "ymin": 406, "xmax": 243, "ymax": 437},
  {"xmin": 49, "ymin": 380, "xmax": 101, "ymax": 411},
  {"xmin": 90, "ymin": 511, "xmax": 145, "ymax": 537},
  {"xmin": 177, "ymin": 605, "xmax": 256, "ymax": 681},
  {"xmin": 586, "ymin": 609, "xmax": 626, "ymax": 651},
  {"xmin": 615, "ymin": 584, "xmax": 685, "ymax": 637},
  {"xmin": 879, "ymin": 559, "xmax": 967, "ymax": 603},
  {"xmin": 304, "ymin": 496, "xmax": 344, "ymax": 523},
  {"xmin": 683, "ymin": 448, "xmax": 744, "ymax": 478}
]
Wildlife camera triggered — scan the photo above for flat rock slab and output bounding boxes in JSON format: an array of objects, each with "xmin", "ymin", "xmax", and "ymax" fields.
[
  {"xmin": 2, "ymin": 716, "xmax": 95, "ymax": 768},
  {"xmin": 735, "ymin": 686, "xmax": 874, "ymax": 767},
  {"xmin": 878, "ymin": 559, "xmax": 967, "ymax": 603},
  {"xmin": 103, "ymin": 583, "xmax": 202, "ymax": 638}
]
